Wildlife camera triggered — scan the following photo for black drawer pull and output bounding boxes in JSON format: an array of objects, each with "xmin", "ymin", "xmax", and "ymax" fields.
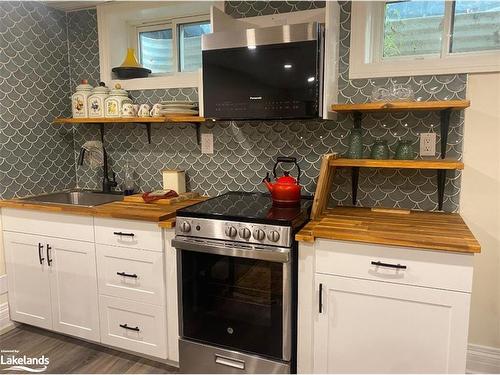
[
  {"xmin": 38, "ymin": 243, "xmax": 45, "ymax": 265},
  {"xmin": 117, "ymin": 272, "xmax": 138, "ymax": 278},
  {"xmin": 113, "ymin": 231, "xmax": 135, "ymax": 237},
  {"xmin": 120, "ymin": 324, "xmax": 140, "ymax": 332},
  {"xmin": 46, "ymin": 244, "xmax": 53, "ymax": 266},
  {"xmin": 371, "ymin": 261, "xmax": 407, "ymax": 270},
  {"xmin": 319, "ymin": 283, "xmax": 323, "ymax": 313}
]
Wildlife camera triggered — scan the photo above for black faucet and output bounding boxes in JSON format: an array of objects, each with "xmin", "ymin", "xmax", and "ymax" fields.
[{"xmin": 78, "ymin": 146, "xmax": 118, "ymax": 193}]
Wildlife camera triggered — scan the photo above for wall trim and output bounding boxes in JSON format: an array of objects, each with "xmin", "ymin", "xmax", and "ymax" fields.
[
  {"xmin": 467, "ymin": 344, "xmax": 500, "ymax": 374},
  {"xmin": 0, "ymin": 302, "xmax": 14, "ymax": 334},
  {"xmin": 0, "ymin": 274, "xmax": 7, "ymax": 295}
]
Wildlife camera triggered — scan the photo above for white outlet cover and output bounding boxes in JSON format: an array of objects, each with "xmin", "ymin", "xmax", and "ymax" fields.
[
  {"xmin": 201, "ymin": 133, "xmax": 214, "ymax": 154},
  {"xmin": 420, "ymin": 132, "xmax": 436, "ymax": 156}
]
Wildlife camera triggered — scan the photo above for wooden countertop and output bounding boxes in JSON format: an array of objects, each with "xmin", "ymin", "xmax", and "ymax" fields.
[
  {"xmin": 296, "ymin": 207, "xmax": 480, "ymax": 254},
  {"xmin": 0, "ymin": 196, "xmax": 207, "ymax": 226}
]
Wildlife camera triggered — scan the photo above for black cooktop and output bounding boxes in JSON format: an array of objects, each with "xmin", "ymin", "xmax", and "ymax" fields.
[{"xmin": 178, "ymin": 191, "xmax": 313, "ymax": 227}]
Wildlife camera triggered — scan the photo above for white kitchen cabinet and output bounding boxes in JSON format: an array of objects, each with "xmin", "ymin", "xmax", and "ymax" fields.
[
  {"xmin": 313, "ymin": 273, "xmax": 470, "ymax": 373},
  {"xmin": 3, "ymin": 231, "xmax": 99, "ymax": 341},
  {"xmin": 298, "ymin": 239, "xmax": 474, "ymax": 374},
  {"xmin": 49, "ymin": 237, "xmax": 100, "ymax": 341},
  {"xmin": 3, "ymin": 232, "xmax": 53, "ymax": 330}
]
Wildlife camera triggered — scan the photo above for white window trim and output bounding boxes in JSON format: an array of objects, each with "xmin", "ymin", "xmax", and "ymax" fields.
[
  {"xmin": 349, "ymin": 1, "xmax": 500, "ymax": 79},
  {"xmin": 97, "ymin": 2, "xmax": 223, "ymax": 91}
]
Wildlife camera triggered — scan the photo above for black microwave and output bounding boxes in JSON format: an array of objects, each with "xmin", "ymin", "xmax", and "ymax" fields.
[{"xmin": 202, "ymin": 22, "xmax": 323, "ymax": 120}]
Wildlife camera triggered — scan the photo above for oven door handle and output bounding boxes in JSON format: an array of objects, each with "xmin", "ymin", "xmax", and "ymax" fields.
[{"xmin": 172, "ymin": 238, "xmax": 289, "ymax": 263}]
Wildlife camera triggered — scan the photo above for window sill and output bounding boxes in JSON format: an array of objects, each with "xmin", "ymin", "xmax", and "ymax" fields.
[{"xmin": 103, "ymin": 71, "xmax": 200, "ymax": 91}]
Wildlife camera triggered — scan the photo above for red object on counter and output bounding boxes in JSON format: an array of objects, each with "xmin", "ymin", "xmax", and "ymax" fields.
[
  {"xmin": 263, "ymin": 157, "xmax": 302, "ymax": 207},
  {"xmin": 142, "ymin": 189, "xmax": 178, "ymax": 203}
]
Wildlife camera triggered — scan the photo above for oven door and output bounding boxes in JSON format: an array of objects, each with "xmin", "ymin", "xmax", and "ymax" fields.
[{"xmin": 173, "ymin": 237, "xmax": 291, "ymax": 361}]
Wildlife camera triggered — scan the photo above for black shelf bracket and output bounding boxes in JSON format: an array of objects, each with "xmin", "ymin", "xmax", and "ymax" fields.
[
  {"xmin": 145, "ymin": 123, "xmax": 152, "ymax": 144},
  {"xmin": 191, "ymin": 123, "xmax": 201, "ymax": 145},
  {"xmin": 346, "ymin": 107, "xmax": 456, "ymax": 210}
]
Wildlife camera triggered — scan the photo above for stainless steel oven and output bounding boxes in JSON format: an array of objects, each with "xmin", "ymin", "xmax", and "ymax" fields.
[{"xmin": 173, "ymin": 235, "xmax": 293, "ymax": 373}]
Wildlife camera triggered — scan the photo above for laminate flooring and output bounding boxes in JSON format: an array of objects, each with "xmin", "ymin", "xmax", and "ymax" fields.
[{"xmin": 0, "ymin": 325, "xmax": 178, "ymax": 374}]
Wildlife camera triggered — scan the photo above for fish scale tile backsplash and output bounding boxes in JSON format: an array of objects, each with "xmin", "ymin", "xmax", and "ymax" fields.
[
  {"xmin": 1, "ymin": 1, "xmax": 466, "ymax": 212},
  {"xmin": 0, "ymin": 1, "xmax": 75, "ymax": 200}
]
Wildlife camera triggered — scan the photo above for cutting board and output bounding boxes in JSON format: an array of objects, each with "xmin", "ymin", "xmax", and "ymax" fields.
[
  {"xmin": 123, "ymin": 191, "xmax": 199, "ymax": 205},
  {"xmin": 93, "ymin": 198, "xmax": 203, "ymax": 222}
]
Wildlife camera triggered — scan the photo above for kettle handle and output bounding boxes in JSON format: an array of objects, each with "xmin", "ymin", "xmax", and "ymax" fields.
[{"xmin": 273, "ymin": 157, "xmax": 301, "ymax": 184}]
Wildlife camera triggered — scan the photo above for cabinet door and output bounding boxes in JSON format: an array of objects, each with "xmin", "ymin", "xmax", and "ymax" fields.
[
  {"xmin": 3, "ymin": 232, "xmax": 52, "ymax": 329},
  {"xmin": 314, "ymin": 274, "xmax": 470, "ymax": 374},
  {"xmin": 49, "ymin": 237, "xmax": 100, "ymax": 342}
]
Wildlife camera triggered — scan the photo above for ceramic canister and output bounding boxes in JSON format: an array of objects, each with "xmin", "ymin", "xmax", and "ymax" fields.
[
  {"xmin": 104, "ymin": 83, "xmax": 132, "ymax": 118},
  {"xmin": 88, "ymin": 82, "xmax": 110, "ymax": 118},
  {"xmin": 72, "ymin": 79, "xmax": 93, "ymax": 118}
]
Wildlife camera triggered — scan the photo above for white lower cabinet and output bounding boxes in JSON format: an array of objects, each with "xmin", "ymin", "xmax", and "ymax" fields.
[
  {"xmin": 99, "ymin": 295, "xmax": 167, "ymax": 359},
  {"xmin": 4, "ymin": 231, "xmax": 99, "ymax": 341},
  {"xmin": 298, "ymin": 239, "xmax": 474, "ymax": 374},
  {"xmin": 314, "ymin": 273, "xmax": 470, "ymax": 373}
]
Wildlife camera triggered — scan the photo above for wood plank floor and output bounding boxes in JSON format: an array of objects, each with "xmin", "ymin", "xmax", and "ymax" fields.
[{"xmin": 0, "ymin": 325, "xmax": 179, "ymax": 374}]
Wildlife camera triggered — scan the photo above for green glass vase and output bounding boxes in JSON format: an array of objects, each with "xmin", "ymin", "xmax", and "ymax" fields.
[
  {"xmin": 347, "ymin": 128, "xmax": 363, "ymax": 159},
  {"xmin": 370, "ymin": 139, "xmax": 389, "ymax": 160},
  {"xmin": 395, "ymin": 140, "xmax": 415, "ymax": 160}
]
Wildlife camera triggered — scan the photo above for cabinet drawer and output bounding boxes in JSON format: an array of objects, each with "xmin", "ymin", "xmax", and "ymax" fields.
[
  {"xmin": 2, "ymin": 208, "xmax": 94, "ymax": 242},
  {"xmin": 94, "ymin": 218, "xmax": 162, "ymax": 252},
  {"xmin": 96, "ymin": 244, "xmax": 165, "ymax": 305},
  {"xmin": 315, "ymin": 239, "xmax": 474, "ymax": 292},
  {"xmin": 99, "ymin": 295, "xmax": 167, "ymax": 359}
]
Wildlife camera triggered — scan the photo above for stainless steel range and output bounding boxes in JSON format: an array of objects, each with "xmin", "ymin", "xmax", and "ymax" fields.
[{"xmin": 172, "ymin": 192, "xmax": 312, "ymax": 374}]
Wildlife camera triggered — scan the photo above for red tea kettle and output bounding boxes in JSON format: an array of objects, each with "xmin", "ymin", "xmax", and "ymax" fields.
[{"xmin": 263, "ymin": 157, "xmax": 302, "ymax": 207}]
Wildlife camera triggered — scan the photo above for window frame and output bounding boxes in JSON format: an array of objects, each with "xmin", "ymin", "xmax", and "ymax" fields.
[
  {"xmin": 133, "ymin": 14, "xmax": 210, "ymax": 76},
  {"xmin": 349, "ymin": 1, "xmax": 500, "ymax": 79}
]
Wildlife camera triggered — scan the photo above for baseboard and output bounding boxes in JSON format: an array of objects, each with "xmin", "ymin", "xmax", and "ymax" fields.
[
  {"xmin": 0, "ymin": 301, "xmax": 14, "ymax": 334},
  {"xmin": 0, "ymin": 274, "xmax": 7, "ymax": 295},
  {"xmin": 467, "ymin": 343, "xmax": 500, "ymax": 374}
]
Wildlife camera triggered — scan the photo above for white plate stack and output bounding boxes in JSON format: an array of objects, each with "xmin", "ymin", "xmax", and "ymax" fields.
[{"xmin": 159, "ymin": 101, "xmax": 199, "ymax": 116}]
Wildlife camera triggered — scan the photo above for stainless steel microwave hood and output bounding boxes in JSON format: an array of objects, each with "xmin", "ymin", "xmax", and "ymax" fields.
[{"xmin": 202, "ymin": 22, "xmax": 324, "ymax": 120}]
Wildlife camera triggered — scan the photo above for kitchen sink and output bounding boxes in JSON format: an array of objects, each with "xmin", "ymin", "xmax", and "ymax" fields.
[{"xmin": 21, "ymin": 189, "xmax": 124, "ymax": 207}]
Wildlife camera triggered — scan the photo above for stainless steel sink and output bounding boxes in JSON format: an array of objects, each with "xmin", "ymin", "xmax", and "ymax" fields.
[{"xmin": 21, "ymin": 189, "xmax": 124, "ymax": 207}]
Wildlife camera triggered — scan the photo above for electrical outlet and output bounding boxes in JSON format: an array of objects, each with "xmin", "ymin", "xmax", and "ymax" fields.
[
  {"xmin": 201, "ymin": 133, "xmax": 214, "ymax": 154},
  {"xmin": 420, "ymin": 133, "xmax": 436, "ymax": 156}
]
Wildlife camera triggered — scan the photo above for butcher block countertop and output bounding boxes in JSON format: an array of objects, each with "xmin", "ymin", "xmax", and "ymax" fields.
[
  {"xmin": 296, "ymin": 207, "xmax": 481, "ymax": 254},
  {"xmin": 0, "ymin": 194, "xmax": 207, "ymax": 226}
]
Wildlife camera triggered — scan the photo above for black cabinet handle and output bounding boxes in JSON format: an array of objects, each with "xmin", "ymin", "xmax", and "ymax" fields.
[
  {"xmin": 371, "ymin": 261, "xmax": 407, "ymax": 270},
  {"xmin": 46, "ymin": 244, "xmax": 52, "ymax": 266},
  {"xmin": 319, "ymin": 283, "xmax": 323, "ymax": 313},
  {"xmin": 120, "ymin": 324, "xmax": 140, "ymax": 332},
  {"xmin": 117, "ymin": 272, "xmax": 138, "ymax": 278},
  {"xmin": 38, "ymin": 243, "xmax": 45, "ymax": 265},
  {"xmin": 113, "ymin": 232, "xmax": 135, "ymax": 237}
]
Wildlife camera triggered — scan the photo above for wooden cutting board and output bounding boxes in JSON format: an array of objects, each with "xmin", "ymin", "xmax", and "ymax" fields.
[
  {"xmin": 123, "ymin": 191, "xmax": 199, "ymax": 205},
  {"xmin": 93, "ymin": 198, "xmax": 203, "ymax": 222}
]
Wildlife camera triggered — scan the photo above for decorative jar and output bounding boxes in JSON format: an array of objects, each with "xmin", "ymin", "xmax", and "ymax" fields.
[
  {"xmin": 104, "ymin": 83, "xmax": 132, "ymax": 118},
  {"xmin": 395, "ymin": 140, "xmax": 415, "ymax": 160},
  {"xmin": 347, "ymin": 128, "xmax": 363, "ymax": 159},
  {"xmin": 88, "ymin": 82, "xmax": 109, "ymax": 118},
  {"xmin": 72, "ymin": 79, "xmax": 93, "ymax": 118},
  {"xmin": 370, "ymin": 139, "xmax": 390, "ymax": 160}
]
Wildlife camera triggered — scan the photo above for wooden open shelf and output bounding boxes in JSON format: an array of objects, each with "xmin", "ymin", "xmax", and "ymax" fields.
[
  {"xmin": 331, "ymin": 100, "xmax": 470, "ymax": 113},
  {"xmin": 53, "ymin": 116, "xmax": 205, "ymax": 124},
  {"xmin": 54, "ymin": 116, "xmax": 205, "ymax": 144},
  {"xmin": 330, "ymin": 158, "xmax": 464, "ymax": 170}
]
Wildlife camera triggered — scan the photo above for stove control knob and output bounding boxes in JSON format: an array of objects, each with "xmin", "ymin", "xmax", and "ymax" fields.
[
  {"xmin": 180, "ymin": 221, "xmax": 191, "ymax": 233},
  {"xmin": 225, "ymin": 226, "xmax": 237, "ymax": 238},
  {"xmin": 268, "ymin": 230, "xmax": 280, "ymax": 242},
  {"xmin": 239, "ymin": 227, "xmax": 251, "ymax": 239},
  {"xmin": 253, "ymin": 229, "xmax": 266, "ymax": 241}
]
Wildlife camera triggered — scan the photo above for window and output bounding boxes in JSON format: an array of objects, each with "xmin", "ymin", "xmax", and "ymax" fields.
[
  {"xmin": 137, "ymin": 17, "xmax": 211, "ymax": 75},
  {"xmin": 349, "ymin": 1, "xmax": 500, "ymax": 78}
]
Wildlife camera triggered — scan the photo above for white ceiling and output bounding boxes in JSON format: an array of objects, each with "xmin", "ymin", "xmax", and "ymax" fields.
[{"xmin": 43, "ymin": 1, "xmax": 109, "ymax": 12}]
